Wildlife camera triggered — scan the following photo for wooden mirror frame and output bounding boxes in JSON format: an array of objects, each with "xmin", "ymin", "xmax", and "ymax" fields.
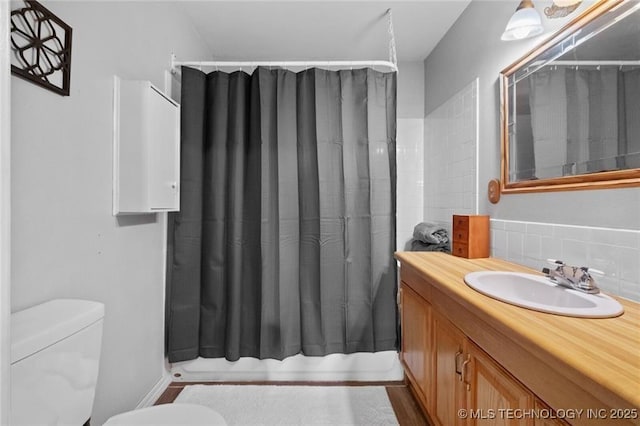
[{"xmin": 500, "ymin": 0, "xmax": 640, "ymax": 194}]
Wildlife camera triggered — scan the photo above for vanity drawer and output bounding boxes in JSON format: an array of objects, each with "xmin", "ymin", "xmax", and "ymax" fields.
[
  {"xmin": 452, "ymin": 242, "xmax": 469, "ymax": 258},
  {"xmin": 453, "ymin": 227, "xmax": 469, "ymax": 242},
  {"xmin": 454, "ymin": 215, "xmax": 469, "ymax": 231}
]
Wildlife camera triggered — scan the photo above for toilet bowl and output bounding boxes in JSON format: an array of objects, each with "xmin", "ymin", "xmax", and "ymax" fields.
[{"xmin": 11, "ymin": 299, "xmax": 226, "ymax": 426}]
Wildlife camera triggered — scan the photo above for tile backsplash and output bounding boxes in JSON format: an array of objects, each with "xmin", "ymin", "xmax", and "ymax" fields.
[{"xmin": 491, "ymin": 219, "xmax": 640, "ymax": 302}]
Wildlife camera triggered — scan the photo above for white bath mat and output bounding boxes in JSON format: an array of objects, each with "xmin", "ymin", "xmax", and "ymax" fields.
[{"xmin": 174, "ymin": 384, "xmax": 399, "ymax": 425}]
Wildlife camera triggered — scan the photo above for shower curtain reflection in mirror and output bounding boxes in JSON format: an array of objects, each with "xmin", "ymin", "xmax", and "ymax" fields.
[
  {"xmin": 514, "ymin": 66, "xmax": 640, "ymax": 181},
  {"xmin": 166, "ymin": 66, "xmax": 398, "ymax": 363}
]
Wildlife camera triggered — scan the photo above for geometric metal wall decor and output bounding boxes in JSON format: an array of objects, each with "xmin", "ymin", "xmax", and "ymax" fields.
[{"xmin": 10, "ymin": 0, "xmax": 72, "ymax": 96}]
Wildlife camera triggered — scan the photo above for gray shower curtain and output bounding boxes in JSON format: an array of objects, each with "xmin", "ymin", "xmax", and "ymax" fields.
[{"xmin": 166, "ymin": 66, "xmax": 398, "ymax": 363}]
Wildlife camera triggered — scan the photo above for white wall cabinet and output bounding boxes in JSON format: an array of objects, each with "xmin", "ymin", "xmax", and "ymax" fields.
[{"xmin": 112, "ymin": 76, "xmax": 180, "ymax": 215}]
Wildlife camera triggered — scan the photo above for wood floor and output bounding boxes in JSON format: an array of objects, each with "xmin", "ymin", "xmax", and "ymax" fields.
[{"xmin": 155, "ymin": 380, "xmax": 429, "ymax": 425}]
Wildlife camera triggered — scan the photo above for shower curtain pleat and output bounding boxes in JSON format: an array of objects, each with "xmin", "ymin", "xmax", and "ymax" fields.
[
  {"xmin": 166, "ymin": 67, "xmax": 206, "ymax": 362},
  {"xmin": 258, "ymin": 69, "xmax": 281, "ymax": 355},
  {"xmin": 199, "ymin": 72, "xmax": 229, "ymax": 358},
  {"xmin": 295, "ymin": 69, "xmax": 328, "ymax": 355},
  {"xmin": 586, "ymin": 69, "xmax": 619, "ymax": 171},
  {"xmin": 566, "ymin": 68, "xmax": 619, "ymax": 172},
  {"xmin": 564, "ymin": 69, "xmax": 588, "ymax": 170},
  {"xmin": 372, "ymin": 70, "xmax": 398, "ymax": 351},
  {"xmin": 623, "ymin": 70, "xmax": 640, "ymax": 168},
  {"xmin": 313, "ymin": 69, "xmax": 347, "ymax": 353},
  {"xmin": 167, "ymin": 66, "xmax": 397, "ymax": 363},
  {"xmin": 340, "ymin": 69, "xmax": 373, "ymax": 352},
  {"xmin": 528, "ymin": 69, "xmax": 568, "ymax": 179}
]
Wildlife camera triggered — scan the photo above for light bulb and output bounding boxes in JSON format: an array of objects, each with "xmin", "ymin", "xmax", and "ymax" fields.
[{"xmin": 501, "ymin": 0, "xmax": 544, "ymax": 41}]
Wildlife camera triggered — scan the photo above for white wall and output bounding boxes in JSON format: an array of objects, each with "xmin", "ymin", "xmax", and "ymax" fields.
[
  {"xmin": 397, "ymin": 61, "xmax": 425, "ymax": 120},
  {"xmin": 396, "ymin": 61, "xmax": 425, "ymax": 250},
  {"xmin": 423, "ymin": 1, "xmax": 640, "ymax": 301},
  {"xmin": 0, "ymin": 2, "xmax": 11, "ymax": 423},
  {"xmin": 10, "ymin": 2, "xmax": 209, "ymax": 424}
]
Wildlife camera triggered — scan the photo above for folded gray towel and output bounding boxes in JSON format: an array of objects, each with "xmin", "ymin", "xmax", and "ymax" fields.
[
  {"xmin": 412, "ymin": 222, "xmax": 449, "ymax": 244},
  {"xmin": 410, "ymin": 239, "xmax": 450, "ymax": 252}
]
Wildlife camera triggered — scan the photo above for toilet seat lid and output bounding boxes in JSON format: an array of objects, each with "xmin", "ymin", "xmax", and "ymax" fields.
[{"xmin": 104, "ymin": 403, "xmax": 227, "ymax": 425}]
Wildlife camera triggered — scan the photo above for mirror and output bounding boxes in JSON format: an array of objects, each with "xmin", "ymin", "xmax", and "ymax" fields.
[{"xmin": 500, "ymin": 0, "xmax": 640, "ymax": 193}]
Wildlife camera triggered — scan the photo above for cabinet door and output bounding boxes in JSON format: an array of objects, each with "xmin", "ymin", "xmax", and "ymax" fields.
[
  {"xmin": 147, "ymin": 86, "xmax": 179, "ymax": 210},
  {"xmin": 466, "ymin": 342, "xmax": 534, "ymax": 426},
  {"xmin": 433, "ymin": 311, "xmax": 467, "ymax": 426},
  {"xmin": 400, "ymin": 284, "xmax": 431, "ymax": 406},
  {"xmin": 113, "ymin": 78, "xmax": 180, "ymax": 214}
]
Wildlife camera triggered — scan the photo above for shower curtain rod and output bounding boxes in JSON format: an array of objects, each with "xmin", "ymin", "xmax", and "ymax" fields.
[
  {"xmin": 549, "ymin": 60, "xmax": 640, "ymax": 66},
  {"xmin": 170, "ymin": 57, "xmax": 398, "ymax": 73}
]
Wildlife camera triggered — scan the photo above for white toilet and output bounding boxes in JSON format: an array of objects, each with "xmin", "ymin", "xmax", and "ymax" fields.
[{"xmin": 11, "ymin": 299, "xmax": 226, "ymax": 425}]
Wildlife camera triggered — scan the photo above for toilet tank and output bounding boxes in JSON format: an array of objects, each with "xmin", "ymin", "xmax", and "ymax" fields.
[{"xmin": 11, "ymin": 299, "xmax": 105, "ymax": 426}]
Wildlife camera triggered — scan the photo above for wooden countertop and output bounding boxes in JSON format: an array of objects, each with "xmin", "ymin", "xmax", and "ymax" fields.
[{"xmin": 395, "ymin": 252, "xmax": 640, "ymax": 417}]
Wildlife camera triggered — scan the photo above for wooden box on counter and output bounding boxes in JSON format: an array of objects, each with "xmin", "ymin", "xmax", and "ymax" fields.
[{"xmin": 452, "ymin": 214, "xmax": 489, "ymax": 258}]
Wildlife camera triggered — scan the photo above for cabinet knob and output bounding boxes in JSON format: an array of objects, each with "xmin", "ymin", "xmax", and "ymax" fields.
[{"xmin": 171, "ymin": 182, "xmax": 177, "ymax": 189}]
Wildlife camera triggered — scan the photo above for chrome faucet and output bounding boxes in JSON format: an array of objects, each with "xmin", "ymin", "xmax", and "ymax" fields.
[{"xmin": 542, "ymin": 259, "xmax": 602, "ymax": 294}]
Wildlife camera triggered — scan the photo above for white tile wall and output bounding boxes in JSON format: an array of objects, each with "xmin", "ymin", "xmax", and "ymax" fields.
[
  {"xmin": 396, "ymin": 119, "xmax": 424, "ymax": 250},
  {"xmin": 491, "ymin": 219, "xmax": 640, "ymax": 302},
  {"xmin": 424, "ymin": 79, "xmax": 478, "ymax": 234}
]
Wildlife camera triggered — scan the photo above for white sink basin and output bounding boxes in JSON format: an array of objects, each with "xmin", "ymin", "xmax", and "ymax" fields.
[{"xmin": 464, "ymin": 271, "xmax": 624, "ymax": 318}]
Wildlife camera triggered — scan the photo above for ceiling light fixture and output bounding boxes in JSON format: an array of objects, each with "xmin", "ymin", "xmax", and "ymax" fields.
[{"xmin": 501, "ymin": 0, "xmax": 544, "ymax": 41}]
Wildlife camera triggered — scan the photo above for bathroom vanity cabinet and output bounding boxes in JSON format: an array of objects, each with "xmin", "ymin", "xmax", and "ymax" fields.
[
  {"xmin": 397, "ymin": 252, "xmax": 640, "ymax": 426},
  {"xmin": 401, "ymin": 266, "xmax": 538, "ymax": 426},
  {"xmin": 112, "ymin": 76, "xmax": 180, "ymax": 215},
  {"xmin": 401, "ymin": 284, "xmax": 431, "ymax": 403},
  {"xmin": 432, "ymin": 309, "xmax": 536, "ymax": 426}
]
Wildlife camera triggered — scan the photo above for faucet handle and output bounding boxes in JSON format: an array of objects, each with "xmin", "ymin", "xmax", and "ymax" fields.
[
  {"xmin": 546, "ymin": 259, "xmax": 604, "ymax": 276},
  {"xmin": 542, "ymin": 261, "xmax": 602, "ymax": 294},
  {"xmin": 574, "ymin": 267, "xmax": 601, "ymax": 294},
  {"xmin": 581, "ymin": 266, "xmax": 604, "ymax": 277}
]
